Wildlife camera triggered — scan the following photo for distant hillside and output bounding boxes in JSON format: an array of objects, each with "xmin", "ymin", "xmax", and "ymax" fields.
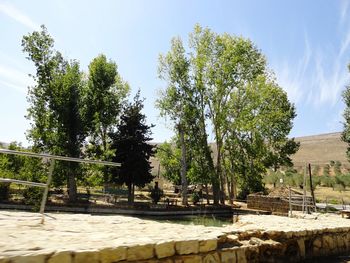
[
  {"xmin": 291, "ymin": 132, "xmax": 349, "ymax": 169},
  {"xmin": 152, "ymin": 132, "xmax": 350, "ymax": 174},
  {"xmin": 0, "ymin": 142, "xmax": 9, "ymax": 148}
]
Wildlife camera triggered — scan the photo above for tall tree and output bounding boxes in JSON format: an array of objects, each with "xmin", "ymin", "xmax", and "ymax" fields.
[
  {"xmin": 22, "ymin": 26, "xmax": 86, "ymax": 202},
  {"xmin": 158, "ymin": 24, "xmax": 298, "ymax": 203},
  {"xmin": 84, "ymin": 54, "xmax": 129, "ymax": 162},
  {"xmin": 110, "ymin": 92, "xmax": 155, "ymax": 204},
  {"xmin": 224, "ymin": 76, "xmax": 298, "ymax": 198},
  {"xmin": 189, "ymin": 26, "xmax": 219, "ymax": 204},
  {"xmin": 157, "ymin": 37, "xmax": 192, "ymax": 205}
]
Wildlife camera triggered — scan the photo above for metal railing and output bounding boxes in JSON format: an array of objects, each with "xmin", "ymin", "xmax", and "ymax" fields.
[{"xmin": 0, "ymin": 148, "xmax": 120, "ymax": 223}]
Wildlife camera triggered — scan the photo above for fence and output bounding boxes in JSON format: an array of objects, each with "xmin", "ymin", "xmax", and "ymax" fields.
[{"xmin": 0, "ymin": 148, "xmax": 120, "ymax": 223}]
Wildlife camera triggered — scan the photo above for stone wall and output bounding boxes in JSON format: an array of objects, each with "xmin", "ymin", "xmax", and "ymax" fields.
[
  {"xmin": 1, "ymin": 212, "xmax": 349, "ymax": 263},
  {"xmin": 2, "ymin": 225, "xmax": 350, "ymax": 263},
  {"xmin": 247, "ymin": 194, "xmax": 309, "ymax": 214}
]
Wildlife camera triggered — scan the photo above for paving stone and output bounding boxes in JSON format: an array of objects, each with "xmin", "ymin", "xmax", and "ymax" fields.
[
  {"xmin": 73, "ymin": 251, "xmax": 100, "ymax": 263},
  {"xmin": 221, "ymin": 249, "xmax": 236, "ymax": 263},
  {"xmin": 203, "ymin": 252, "xmax": 220, "ymax": 263},
  {"xmin": 199, "ymin": 239, "xmax": 217, "ymax": 253},
  {"xmin": 155, "ymin": 241, "xmax": 175, "ymax": 259},
  {"xmin": 47, "ymin": 251, "xmax": 72, "ymax": 263},
  {"xmin": 175, "ymin": 240, "xmax": 199, "ymax": 255},
  {"xmin": 100, "ymin": 247, "xmax": 127, "ymax": 263},
  {"xmin": 126, "ymin": 244, "xmax": 154, "ymax": 261}
]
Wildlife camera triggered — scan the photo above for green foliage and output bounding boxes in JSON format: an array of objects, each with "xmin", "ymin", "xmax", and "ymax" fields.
[
  {"xmin": 264, "ymin": 171, "xmax": 282, "ymax": 186},
  {"xmin": 320, "ymin": 175, "xmax": 334, "ymax": 187},
  {"xmin": 150, "ymin": 187, "xmax": 164, "ymax": 204},
  {"xmin": 110, "ymin": 92, "xmax": 155, "ymax": 203},
  {"xmin": 23, "ymin": 187, "xmax": 44, "ymax": 211},
  {"xmin": 334, "ymin": 161, "xmax": 342, "ymax": 175},
  {"xmin": 21, "ymin": 27, "xmax": 131, "ymax": 203},
  {"xmin": 323, "ymin": 164, "xmax": 330, "ymax": 176},
  {"xmin": 191, "ymin": 191, "xmax": 201, "ymax": 205},
  {"xmin": 156, "ymin": 141, "xmax": 181, "ymax": 185},
  {"xmin": 158, "ymin": 24, "xmax": 298, "ymax": 204},
  {"xmin": 157, "ymin": 37, "xmax": 193, "ymax": 205},
  {"xmin": 84, "ymin": 54, "xmax": 130, "ymax": 159},
  {"xmin": 0, "ymin": 142, "xmax": 47, "ymax": 183},
  {"xmin": 22, "ymin": 26, "xmax": 87, "ymax": 202},
  {"xmin": 342, "ymin": 64, "xmax": 350, "ymax": 160}
]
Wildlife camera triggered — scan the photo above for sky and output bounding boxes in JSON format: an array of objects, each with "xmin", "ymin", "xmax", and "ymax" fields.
[{"xmin": 0, "ymin": 0, "xmax": 350, "ymax": 146}]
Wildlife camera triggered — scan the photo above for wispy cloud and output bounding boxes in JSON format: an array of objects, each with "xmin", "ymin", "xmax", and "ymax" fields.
[
  {"xmin": 277, "ymin": 3, "xmax": 350, "ymax": 109},
  {"xmin": 308, "ymin": 2, "xmax": 350, "ymax": 107},
  {"xmin": 0, "ymin": 64, "xmax": 32, "ymax": 93},
  {"xmin": 310, "ymin": 50, "xmax": 348, "ymax": 107},
  {"xmin": 340, "ymin": 28, "xmax": 350, "ymax": 57},
  {"xmin": 340, "ymin": 0, "xmax": 350, "ymax": 25},
  {"xmin": 275, "ymin": 33, "xmax": 311, "ymax": 104},
  {"xmin": 0, "ymin": 2, "xmax": 39, "ymax": 30}
]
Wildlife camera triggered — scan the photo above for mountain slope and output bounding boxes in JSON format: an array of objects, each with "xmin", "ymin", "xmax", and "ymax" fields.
[{"xmin": 291, "ymin": 132, "xmax": 348, "ymax": 168}]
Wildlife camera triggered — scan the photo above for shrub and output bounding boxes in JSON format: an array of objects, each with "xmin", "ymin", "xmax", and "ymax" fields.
[
  {"xmin": 150, "ymin": 187, "xmax": 164, "ymax": 204},
  {"xmin": 191, "ymin": 191, "xmax": 201, "ymax": 205},
  {"xmin": 0, "ymin": 183, "xmax": 10, "ymax": 201},
  {"xmin": 23, "ymin": 187, "xmax": 44, "ymax": 211},
  {"xmin": 320, "ymin": 175, "xmax": 335, "ymax": 187}
]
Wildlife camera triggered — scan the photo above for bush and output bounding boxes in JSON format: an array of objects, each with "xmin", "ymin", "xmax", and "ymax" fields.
[
  {"xmin": 191, "ymin": 191, "xmax": 201, "ymax": 205},
  {"xmin": 0, "ymin": 183, "xmax": 10, "ymax": 201},
  {"xmin": 23, "ymin": 187, "xmax": 44, "ymax": 211},
  {"xmin": 150, "ymin": 187, "xmax": 164, "ymax": 204},
  {"xmin": 320, "ymin": 175, "xmax": 335, "ymax": 187}
]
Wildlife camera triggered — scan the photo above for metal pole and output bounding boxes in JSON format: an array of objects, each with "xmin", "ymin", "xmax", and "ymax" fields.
[
  {"xmin": 40, "ymin": 159, "xmax": 55, "ymax": 224},
  {"xmin": 289, "ymin": 186, "xmax": 292, "ymax": 217},
  {"xmin": 308, "ymin": 163, "xmax": 316, "ymax": 212},
  {"xmin": 0, "ymin": 149, "xmax": 120, "ymax": 167},
  {"xmin": 302, "ymin": 164, "xmax": 307, "ymax": 213}
]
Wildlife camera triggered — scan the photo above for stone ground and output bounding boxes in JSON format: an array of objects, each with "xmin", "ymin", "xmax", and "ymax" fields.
[{"xmin": 0, "ymin": 210, "xmax": 350, "ymax": 259}]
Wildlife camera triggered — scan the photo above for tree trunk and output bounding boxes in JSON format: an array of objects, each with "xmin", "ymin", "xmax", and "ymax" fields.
[
  {"xmin": 179, "ymin": 123, "xmax": 188, "ymax": 206},
  {"xmin": 205, "ymin": 183, "xmax": 210, "ymax": 204},
  {"xmin": 198, "ymin": 95, "xmax": 218, "ymax": 205},
  {"xmin": 127, "ymin": 183, "xmax": 134, "ymax": 204},
  {"xmin": 68, "ymin": 174, "xmax": 77, "ymax": 202},
  {"xmin": 68, "ymin": 163, "xmax": 77, "ymax": 202},
  {"xmin": 228, "ymin": 157, "xmax": 236, "ymax": 205},
  {"xmin": 216, "ymin": 140, "xmax": 225, "ymax": 204}
]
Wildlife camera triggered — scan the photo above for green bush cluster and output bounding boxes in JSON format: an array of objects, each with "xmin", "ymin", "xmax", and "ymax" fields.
[
  {"xmin": 23, "ymin": 187, "xmax": 44, "ymax": 211},
  {"xmin": 265, "ymin": 170, "xmax": 350, "ymax": 192},
  {"xmin": 191, "ymin": 191, "xmax": 201, "ymax": 205},
  {"xmin": 150, "ymin": 187, "xmax": 164, "ymax": 204}
]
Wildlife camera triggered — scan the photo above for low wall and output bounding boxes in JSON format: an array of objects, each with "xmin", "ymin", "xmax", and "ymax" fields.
[
  {"xmin": 247, "ymin": 194, "xmax": 307, "ymax": 214},
  {"xmin": 2, "ymin": 221, "xmax": 350, "ymax": 262},
  {"xmin": 1, "ymin": 211, "xmax": 349, "ymax": 263},
  {"xmin": 0, "ymin": 203, "xmax": 234, "ymax": 216}
]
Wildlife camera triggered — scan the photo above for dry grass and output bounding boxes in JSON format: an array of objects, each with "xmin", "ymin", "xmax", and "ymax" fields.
[
  {"xmin": 266, "ymin": 184, "xmax": 350, "ymax": 204},
  {"xmin": 291, "ymin": 132, "xmax": 348, "ymax": 170},
  {"xmin": 313, "ymin": 186, "xmax": 350, "ymax": 204}
]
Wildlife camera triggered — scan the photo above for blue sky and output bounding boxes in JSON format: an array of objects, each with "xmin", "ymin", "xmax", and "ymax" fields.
[{"xmin": 0, "ymin": 0, "xmax": 350, "ymax": 145}]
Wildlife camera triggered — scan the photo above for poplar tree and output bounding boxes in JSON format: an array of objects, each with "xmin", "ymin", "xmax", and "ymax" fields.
[{"xmin": 22, "ymin": 26, "xmax": 85, "ymax": 202}]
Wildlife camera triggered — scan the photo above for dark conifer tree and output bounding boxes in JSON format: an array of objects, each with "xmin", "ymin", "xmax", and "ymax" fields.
[{"xmin": 110, "ymin": 91, "xmax": 155, "ymax": 203}]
